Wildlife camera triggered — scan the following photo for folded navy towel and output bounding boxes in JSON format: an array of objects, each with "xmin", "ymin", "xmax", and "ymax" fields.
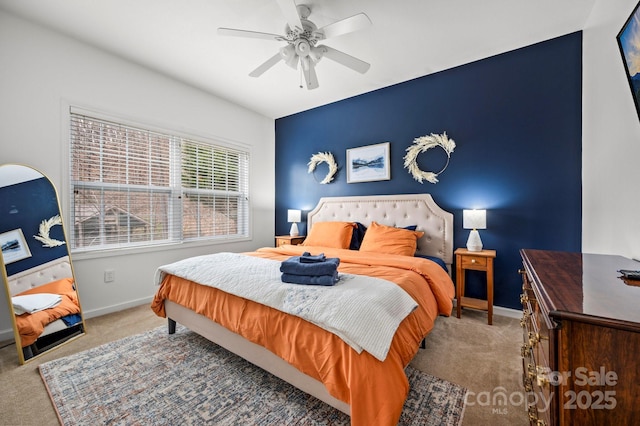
[
  {"xmin": 60, "ymin": 313, "xmax": 82, "ymax": 326},
  {"xmin": 280, "ymin": 256, "xmax": 340, "ymax": 276},
  {"xmin": 300, "ymin": 252, "xmax": 326, "ymax": 263},
  {"xmin": 281, "ymin": 272, "xmax": 339, "ymax": 286}
]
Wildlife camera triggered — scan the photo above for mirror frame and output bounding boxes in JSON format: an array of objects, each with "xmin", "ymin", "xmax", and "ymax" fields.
[{"xmin": 0, "ymin": 164, "xmax": 85, "ymax": 364}]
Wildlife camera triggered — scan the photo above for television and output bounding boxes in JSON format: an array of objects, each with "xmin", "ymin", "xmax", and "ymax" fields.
[{"xmin": 617, "ymin": 1, "xmax": 640, "ymax": 122}]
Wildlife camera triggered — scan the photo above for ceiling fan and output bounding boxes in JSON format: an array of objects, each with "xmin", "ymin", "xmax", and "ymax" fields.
[{"xmin": 218, "ymin": 0, "xmax": 372, "ymax": 90}]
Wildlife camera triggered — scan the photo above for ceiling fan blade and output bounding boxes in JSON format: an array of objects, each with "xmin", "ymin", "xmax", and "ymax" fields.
[
  {"xmin": 217, "ymin": 27, "xmax": 283, "ymax": 42},
  {"xmin": 301, "ymin": 57, "xmax": 319, "ymax": 90},
  {"xmin": 249, "ymin": 53, "xmax": 283, "ymax": 77},
  {"xmin": 276, "ymin": 0, "xmax": 303, "ymax": 31},
  {"xmin": 318, "ymin": 13, "xmax": 372, "ymax": 40},
  {"xmin": 317, "ymin": 45, "xmax": 370, "ymax": 74}
]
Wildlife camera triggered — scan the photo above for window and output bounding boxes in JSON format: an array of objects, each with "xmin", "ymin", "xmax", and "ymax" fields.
[{"xmin": 69, "ymin": 111, "xmax": 249, "ymax": 252}]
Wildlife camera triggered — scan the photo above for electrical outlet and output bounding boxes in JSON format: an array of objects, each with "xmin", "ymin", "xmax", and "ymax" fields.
[{"xmin": 104, "ymin": 269, "xmax": 115, "ymax": 283}]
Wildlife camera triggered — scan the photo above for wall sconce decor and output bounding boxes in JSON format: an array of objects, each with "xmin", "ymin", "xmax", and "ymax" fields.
[
  {"xmin": 287, "ymin": 209, "xmax": 302, "ymax": 236},
  {"xmin": 463, "ymin": 209, "xmax": 486, "ymax": 252}
]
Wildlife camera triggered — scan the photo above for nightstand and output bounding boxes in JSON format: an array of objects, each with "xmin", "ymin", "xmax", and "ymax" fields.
[
  {"xmin": 275, "ymin": 235, "xmax": 305, "ymax": 247},
  {"xmin": 455, "ymin": 248, "xmax": 497, "ymax": 325}
]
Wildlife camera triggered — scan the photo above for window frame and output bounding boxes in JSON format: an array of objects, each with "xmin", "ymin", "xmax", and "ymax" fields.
[{"xmin": 66, "ymin": 106, "xmax": 251, "ymax": 258}]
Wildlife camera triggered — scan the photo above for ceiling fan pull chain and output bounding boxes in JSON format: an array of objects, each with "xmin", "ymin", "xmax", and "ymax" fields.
[{"xmin": 299, "ymin": 66, "xmax": 303, "ymax": 89}]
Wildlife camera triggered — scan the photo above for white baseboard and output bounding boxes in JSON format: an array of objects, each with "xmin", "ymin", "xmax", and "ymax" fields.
[
  {"xmin": 493, "ymin": 305, "xmax": 521, "ymax": 319},
  {"xmin": 0, "ymin": 328, "xmax": 15, "ymax": 343},
  {"xmin": 82, "ymin": 296, "xmax": 154, "ymax": 319}
]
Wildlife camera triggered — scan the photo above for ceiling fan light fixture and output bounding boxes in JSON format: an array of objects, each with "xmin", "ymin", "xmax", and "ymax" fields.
[
  {"xmin": 218, "ymin": 0, "xmax": 372, "ymax": 89},
  {"xmin": 294, "ymin": 39, "xmax": 311, "ymax": 57},
  {"xmin": 280, "ymin": 44, "xmax": 298, "ymax": 69},
  {"xmin": 309, "ymin": 46, "xmax": 325, "ymax": 63}
]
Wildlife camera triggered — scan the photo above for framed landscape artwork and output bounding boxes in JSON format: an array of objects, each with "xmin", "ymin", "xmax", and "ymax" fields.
[
  {"xmin": 346, "ymin": 142, "xmax": 391, "ymax": 183},
  {"xmin": 0, "ymin": 228, "xmax": 32, "ymax": 264},
  {"xmin": 617, "ymin": 0, "xmax": 640, "ymax": 122}
]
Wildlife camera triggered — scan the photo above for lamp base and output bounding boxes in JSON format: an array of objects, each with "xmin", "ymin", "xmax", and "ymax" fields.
[
  {"xmin": 289, "ymin": 222, "xmax": 299, "ymax": 237},
  {"xmin": 466, "ymin": 229, "xmax": 483, "ymax": 252}
]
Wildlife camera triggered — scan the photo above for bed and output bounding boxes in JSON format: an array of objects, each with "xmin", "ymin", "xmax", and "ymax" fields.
[
  {"xmin": 151, "ymin": 194, "xmax": 455, "ymax": 425},
  {"xmin": 7, "ymin": 256, "xmax": 84, "ymax": 360}
]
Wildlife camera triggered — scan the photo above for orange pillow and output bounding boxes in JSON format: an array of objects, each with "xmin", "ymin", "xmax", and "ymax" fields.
[
  {"xmin": 302, "ymin": 221, "xmax": 355, "ymax": 249},
  {"xmin": 359, "ymin": 221, "xmax": 424, "ymax": 256}
]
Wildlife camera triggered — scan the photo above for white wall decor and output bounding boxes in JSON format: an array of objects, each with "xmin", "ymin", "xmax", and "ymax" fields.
[
  {"xmin": 307, "ymin": 152, "xmax": 338, "ymax": 184},
  {"xmin": 403, "ymin": 132, "xmax": 456, "ymax": 184}
]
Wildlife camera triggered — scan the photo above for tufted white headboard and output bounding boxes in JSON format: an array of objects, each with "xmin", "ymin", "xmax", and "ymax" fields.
[
  {"xmin": 306, "ymin": 194, "xmax": 453, "ymax": 268},
  {"xmin": 6, "ymin": 256, "xmax": 73, "ymax": 296}
]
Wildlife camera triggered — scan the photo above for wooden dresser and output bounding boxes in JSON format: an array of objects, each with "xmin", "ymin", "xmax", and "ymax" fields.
[{"xmin": 519, "ymin": 249, "xmax": 640, "ymax": 426}]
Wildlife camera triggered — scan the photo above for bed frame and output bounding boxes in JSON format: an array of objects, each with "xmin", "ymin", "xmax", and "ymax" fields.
[{"xmin": 165, "ymin": 193, "xmax": 453, "ymax": 415}]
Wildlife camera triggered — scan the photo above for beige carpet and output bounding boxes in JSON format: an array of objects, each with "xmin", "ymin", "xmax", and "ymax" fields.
[{"xmin": 0, "ymin": 304, "xmax": 527, "ymax": 425}]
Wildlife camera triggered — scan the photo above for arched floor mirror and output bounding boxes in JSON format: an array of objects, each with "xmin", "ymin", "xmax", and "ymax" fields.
[{"xmin": 0, "ymin": 164, "xmax": 85, "ymax": 364}]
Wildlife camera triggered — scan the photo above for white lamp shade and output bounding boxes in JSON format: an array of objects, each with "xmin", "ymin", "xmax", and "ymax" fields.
[
  {"xmin": 287, "ymin": 209, "xmax": 301, "ymax": 223},
  {"xmin": 463, "ymin": 209, "xmax": 486, "ymax": 230}
]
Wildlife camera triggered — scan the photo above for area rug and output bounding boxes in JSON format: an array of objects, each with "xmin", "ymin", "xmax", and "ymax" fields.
[{"xmin": 39, "ymin": 326, "xmax": 466, "ymax": 425}]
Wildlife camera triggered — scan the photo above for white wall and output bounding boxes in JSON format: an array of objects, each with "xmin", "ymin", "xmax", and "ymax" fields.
[
  {"xmin": 0, "ymin": 11, "xmax": 275, "ymax": 337},
  {"xmin": 582, "ymin": 0, "xmax": 640, "ymax": 260}
]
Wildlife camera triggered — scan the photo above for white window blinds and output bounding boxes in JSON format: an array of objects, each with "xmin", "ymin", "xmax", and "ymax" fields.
[{"xmin": 69, "ymin": 112, "xmax": 249, "ymax": 251}]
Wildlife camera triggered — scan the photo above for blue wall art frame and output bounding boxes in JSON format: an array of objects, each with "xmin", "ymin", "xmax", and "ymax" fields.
[{"xmin": 346, "ymin": 142, "xmax": 390, "ymax": 183}]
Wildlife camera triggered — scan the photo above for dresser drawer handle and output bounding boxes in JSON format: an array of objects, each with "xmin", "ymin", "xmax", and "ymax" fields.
[
  {"xmin": 527, "ymin": 363, "xmax": 537, "ymax": 380},
  {"xmin": 536, "ymin": 365, "xmax": 551, "ymax": 387},
  {"xmin": 527, "ymin": 406, "xmax": 547, "ymax": 425},
  {"xmin": 527, "ymin": 406, "xmax": 538, "ymax": 421}
]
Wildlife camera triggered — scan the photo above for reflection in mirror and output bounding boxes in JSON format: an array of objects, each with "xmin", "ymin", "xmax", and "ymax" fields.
[{"xmin": 0, "ymin": 164, "xmax": 85, "ymax": 364}]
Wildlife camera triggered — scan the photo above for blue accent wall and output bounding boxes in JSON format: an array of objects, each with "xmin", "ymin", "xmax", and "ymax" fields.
[{"xmin": 274, "ymin": 32, "xmax": 582, "ymax": 310}]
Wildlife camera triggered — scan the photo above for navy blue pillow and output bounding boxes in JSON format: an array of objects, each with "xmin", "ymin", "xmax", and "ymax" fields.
[
  {"xmin": 349, "ymin": 222, "xmax": 368, "ymax": 250},
  {"xmin": 415, "ymin": 254, "xmax": 449, "ymax": 272}
]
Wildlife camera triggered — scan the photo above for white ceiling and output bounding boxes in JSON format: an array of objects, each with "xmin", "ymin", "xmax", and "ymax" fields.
[{"xmin": 0, "ymin": 0, "xmax": 596, "ymax": 119}]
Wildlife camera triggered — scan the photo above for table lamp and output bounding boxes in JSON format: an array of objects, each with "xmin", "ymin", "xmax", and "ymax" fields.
[
  {"xmin": 463, "ymin": 209, "xmax": 486, "ymax": 252},
  {"xmin": 287, "ymin": 209, "xmax": 301, "ymax": 236}
]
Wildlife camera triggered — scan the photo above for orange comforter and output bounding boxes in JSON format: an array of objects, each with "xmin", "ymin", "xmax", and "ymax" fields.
[
  {"xmin": 151, "ymin": 245, "xmax": 454, "ymax": 425},
  {"xmin": 14, "ymin": 277, "xmax": 80, "ymax": 347}
]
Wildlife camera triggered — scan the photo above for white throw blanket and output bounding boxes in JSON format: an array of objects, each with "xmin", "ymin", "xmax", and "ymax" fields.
[
  {"xmin": 155, "ymin": 252, "xmax": 418, "ymax": 361},
  {"xmin": 12, "ymin": 293, "xmax": 62, "ymax": 315}
]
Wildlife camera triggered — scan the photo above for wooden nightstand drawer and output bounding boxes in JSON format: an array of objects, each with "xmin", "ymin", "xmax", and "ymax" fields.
[
  {"xmin": 275, "ymin": 235, "xmax": 305, "ymax": 247},
  {"xmin": 460, "ymin": 255, "xmax": 487, "ymax": 269}
]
